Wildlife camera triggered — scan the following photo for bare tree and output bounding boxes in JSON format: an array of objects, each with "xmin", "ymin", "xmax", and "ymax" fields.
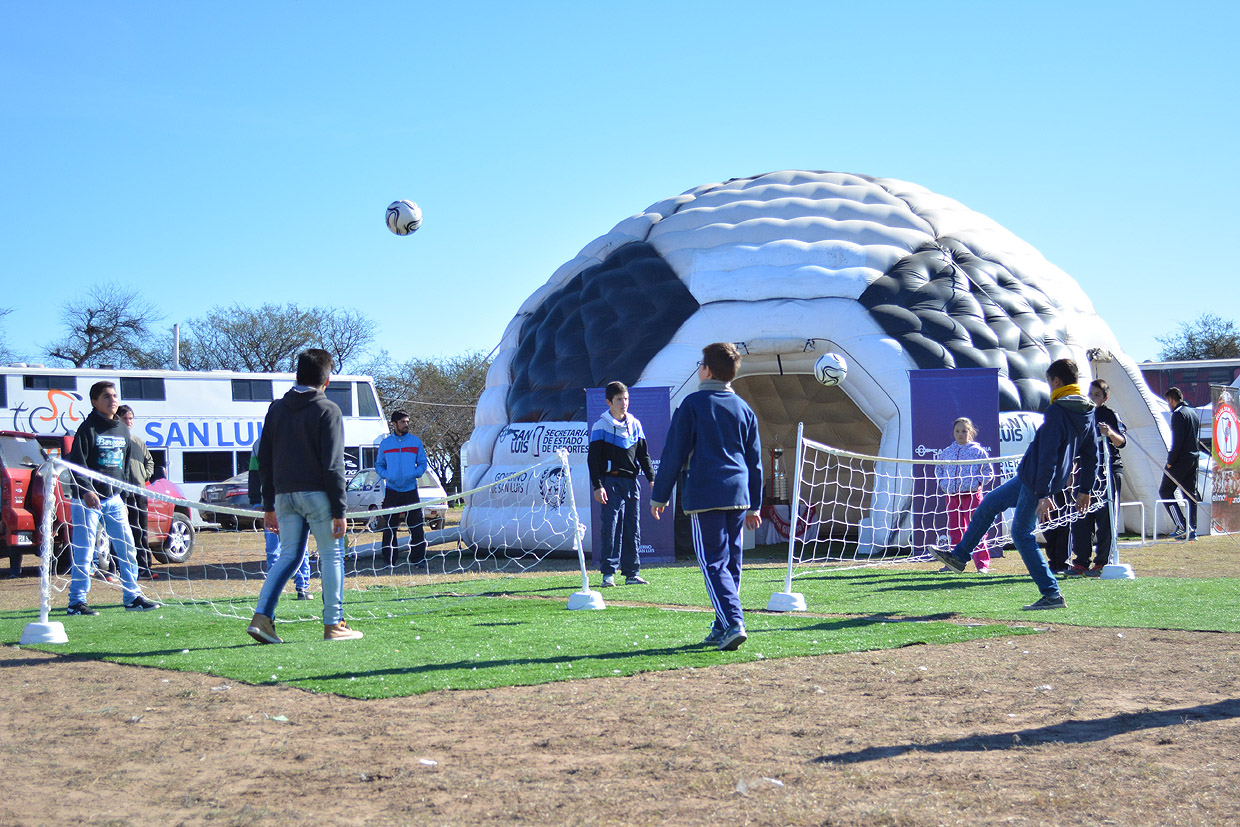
[
  {"xmin": 0, "ymin": 307, "xmax": 16, "ymax": 363},
  {"xmin": 1156, "ymin": 314, "xmax": 1240, "ymax": 361},
  {"xmin": 376, "ymin": 351, "xmax": 491, "ymax": 491},
  {"xmin": 44, "ymin": 284, "xmax": 164, "ymax": 368},
  {"xmin": 317, "ymin": 308, "xmax": 378, "ymax": 373}
]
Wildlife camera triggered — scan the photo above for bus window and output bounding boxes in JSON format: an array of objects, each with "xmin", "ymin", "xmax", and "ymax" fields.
[
  {"xmin": 362, "ymin": 446, "xmax": 378, "ymax": 470},
  {"xmin": 326, "ymin": 383, "xmax": 353, "ymax": 416},
  {"xmin": 121, "ymin": 376, "xmax": 167, "ymax": 401},
  {"xmin": 357, "ymin": 382, "xmax": 380, "ymax": 418},
  {"xmin": 24, "ymin": 374, "xmax": 77, "ymax": 391},
  {"xmin": 183, "ymin": 450, "xmax": 236, "ymax": 483},
  {"xmin": 232, "ymin": 378, "xmax": 274, "ymax": 402}
]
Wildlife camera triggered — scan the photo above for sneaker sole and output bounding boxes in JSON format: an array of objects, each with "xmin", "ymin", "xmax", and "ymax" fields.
[
  {"xmin": 125, "ymin": 604, "xmax": 161, "ymax": 612},
  {"xmin": 718, "ymin": 632, "xmax": 747, "ymax": 651},
  {"xmin": 1022, "ymin": 602, "xmax": 1067, "ymax": 611},
  {"xmin": 930, "ymin": 548, "xmax": 966, "ymax": 573},
  {"xmin": 247, "ymin": 626, "xmax": 283, "ymax": 644}
]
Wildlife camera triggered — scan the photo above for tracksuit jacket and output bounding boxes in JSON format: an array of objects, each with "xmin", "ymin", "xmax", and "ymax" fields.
[
  {"xmin": 651, "ymin": 379, "xmax": 763, "ymax": 514},
  {"xmin": 375, "ymin": 432, "xmax": 427, "ymax": 493},
  {"xmin": 587, "ymin": 411, "xmax": 655, "ymax": 490}
]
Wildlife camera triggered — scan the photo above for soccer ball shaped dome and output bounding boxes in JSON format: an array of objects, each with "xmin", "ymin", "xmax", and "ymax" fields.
[{"xmin": 466, "ymin": 170, "xmax": 1167, "ymax": 544}]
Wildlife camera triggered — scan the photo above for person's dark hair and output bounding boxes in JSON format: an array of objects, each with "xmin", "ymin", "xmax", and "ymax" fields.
[
  {"xmin": 605, "ymin": 381, "xmax": 628, "ymax": 402},
  {"xmin": 295, "ymin": 348, "xmax": 334, "ymax": 387},
  {"xmin": 391, "ymin": 409, "xmax": 409, "ymax": 423},
  {"xmin": 89, "ymin": 381, "xmax": 116, "ymax": 402},
  {"xmin": 1166, "ymin": 387, "xmax": 1184, "ymax": 404},
  {"xmin": 1045, "ymin": 358, "xmax": 1079, "ymax": 387},
  {"xmin": 116, "ymin": 404, "xmax": 134, "ymax": 418},
  {"xmin": 702, "ymin": 342, "xmax": 742, "ymax": 383},
  {"xmin": 1089, "ymin": 379, "xmax": 1109, "ymax": 399}
]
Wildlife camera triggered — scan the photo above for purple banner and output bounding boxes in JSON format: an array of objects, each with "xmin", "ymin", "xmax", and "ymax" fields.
[
  {"xmin": 909, "ymin": 369, "xmax": 1000, "ymax": 552},
  {"xmin": 586, "ymin": 386, "xmax": 674, "ymax": 565}
]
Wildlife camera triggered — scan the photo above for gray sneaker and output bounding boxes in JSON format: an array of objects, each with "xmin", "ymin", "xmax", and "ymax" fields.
[
  {"xmin": 930, "ymin": 547, "xmax": 966, "ymax": 573},
  {"xmin": 1022, "ymin": 594, "xmax": 1067, "ymax": 611},
  {"xmin": 703, "ymin": 626, "xmax": 725, "ymax": 645},
  {"xmin": 625, "ymin": 575, "xmax": 650, "ymax": 585},
  {"xmin": 600, "ymin": 575, "xmax": 616, "ymax": 588},
  {"xmin": 717, "ymin": 624, "xmax": 748, "ymax": 651}
]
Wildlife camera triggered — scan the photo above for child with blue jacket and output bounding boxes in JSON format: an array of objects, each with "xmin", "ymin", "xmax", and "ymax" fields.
[{"xmin": 651, "ymin": 343, "xmax": 763, "ymax": 651}]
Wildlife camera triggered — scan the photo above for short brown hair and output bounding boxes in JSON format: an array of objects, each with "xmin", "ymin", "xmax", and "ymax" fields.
[
  {"xmin": 701, "ymin": 342, "xmax": 741, "ymax": 383},
  {"xmin": 605, "ymin": 381, "xmax": 628, "ymax": 402},
  {"xmin": 89, "ymin": 381, "xmax": 116, "ymax": 402},
  {"xmin": 1166, "ymin": 387, "xmax": 1184, "ymax": 404},
  {"xmin": 1045, "ymin": 358, "xmax": 1079, "ymax": 387}
]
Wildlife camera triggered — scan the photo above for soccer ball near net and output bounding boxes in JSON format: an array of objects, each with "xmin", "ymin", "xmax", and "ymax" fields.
[
  {"xmin": 813, "ymin": 352, "xmax": 847, "ymax": 386},
  {"xmin": 386, "ymin": 200, "xmax": 423, "ymax": 235}
]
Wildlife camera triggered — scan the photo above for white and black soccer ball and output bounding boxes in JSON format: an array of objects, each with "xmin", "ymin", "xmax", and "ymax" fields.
[
  {"xmin": 385, "ymin": 200, "xmax": 422, "ymax": 235},
  {"xmin": 813, "ymin": 352, "xmax": 848, "ymax": 386}
]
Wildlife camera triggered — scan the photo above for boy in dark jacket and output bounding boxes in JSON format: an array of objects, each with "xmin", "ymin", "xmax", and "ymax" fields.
[
  {"xmin": 247, "ymin": 350, "xmax": 361, "ymax": 644},
  {"xmin": 651, "ymin": 343, "xmax": 763, "ymax": 651},
  {"xmin": 588, "ymin": 381, "xmax": 656, "ymax": 587},
  {"xmin": 933, "ymin": 358, "xmax": 1101, "ymax": 610},
  {"xmin": 65, "ymin": 382, "xmax": 160, "ymax": 615}
]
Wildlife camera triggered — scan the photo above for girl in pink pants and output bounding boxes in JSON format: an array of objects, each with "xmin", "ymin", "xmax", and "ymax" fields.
[{"xmin": 935, "ymin": 417, "xmax": 995, "ymax": 572}]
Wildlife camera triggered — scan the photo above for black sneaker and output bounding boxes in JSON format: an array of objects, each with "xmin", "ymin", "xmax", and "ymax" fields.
[
  {"xmin": 295, "ymin": 588, "xmax": 313, "ymax": 600},
  {"xmin": 930, "ymin": 547, "xmax": 966, "ymax": 573},
  {"xmin": 124, "ymin": 595, "xmax": 161, "ymax": 612},
  {"xmin": 1022, "ymin": 594, "xmax": 1066, "ymax": 611},
  {"xmin": 717, "ymin": 624, "xmax": 748, "ymax": 651},
  {"xmin": 625, "ymin": 575, "xmax": 650, "ymax": 585},
  {"xmin": 66, "ymin": 602, "xmax": 98, "ymax": 616}
]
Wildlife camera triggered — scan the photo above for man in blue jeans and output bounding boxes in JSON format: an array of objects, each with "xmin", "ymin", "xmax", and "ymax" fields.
[
  {"xmin": 932, "ymin": 358, "xmax": 1101, "ymax": 610},
  {"xmin": 247, "ymin": 349, "xmax": 361, "ymax": 643}
]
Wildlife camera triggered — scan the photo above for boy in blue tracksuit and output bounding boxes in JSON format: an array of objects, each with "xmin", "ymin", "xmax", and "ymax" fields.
[
  {"xmin": 651, "ymin": 343, "xmax": 763, "ymax": 651},
  {"xmin": 588, "ymin": 381, "xmax": 656, "ymax": 587},
  {"xmin": 933, "ymin": 358, "xmax": 1101, "ymax": 610},
  {"xmin": 375, "ymin": 410, "xmax": 428, "ymax": 567}
]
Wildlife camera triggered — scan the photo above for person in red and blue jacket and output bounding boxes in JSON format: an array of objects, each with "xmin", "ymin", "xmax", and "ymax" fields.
[{"xmin": 375, "ymin": 410, "xmax": 428, "ymax": 567}]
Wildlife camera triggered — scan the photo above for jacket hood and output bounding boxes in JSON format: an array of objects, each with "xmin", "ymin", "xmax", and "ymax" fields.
[
  {"xmin": 1054, "ymin": 394, "xmax": 1095, "ymax": 417},
  {"xmin": 282, "ymin": 387, "xmax": 323, "ymax": 411}
]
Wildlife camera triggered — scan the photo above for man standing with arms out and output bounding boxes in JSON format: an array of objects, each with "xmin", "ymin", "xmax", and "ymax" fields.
[
  {"xmin": 247, "ymin": 349, "xmax": 361, "ymax": 643},
  {"xmin": 651, "ymin": 343, "xmax": 763, "ymax": 651},
  {"xmin": 65, "ymin": 383, "xmax": 160, "ymax": 615},
  {"xmin": 933, "ymin": 358, "xmax": 1101, "ymax": 611},
  {"xmin": 375, "ymin": 410, "xmax": 428, "ymax": 568},
  {"xmin": 117, "ymin": 405, "xmax": 157, "ymax": 581},
  {"xmin": 588, "ymin": 381, "xmax": 656, "ymax": 587},
  {"xmin": 1162, "ymin": 387, "xmax": 1201, "ymax": 540}
]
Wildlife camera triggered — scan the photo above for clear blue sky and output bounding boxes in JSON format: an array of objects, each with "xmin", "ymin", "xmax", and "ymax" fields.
[{"xmin": 3, "ymin": 1, "xmax": 1236, "ymax": 367}]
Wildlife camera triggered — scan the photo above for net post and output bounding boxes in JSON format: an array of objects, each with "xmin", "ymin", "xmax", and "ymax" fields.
[
  {"xmin": 768, "ymin": 422, "xmax": 807, "ymax": 612},
  {"xmin": 561, "ymin": 449, "xmax": 604, "ymax": 610},
  {"xmin": 21, "ymin": 459, "xmax": 68, "ymax": 645},
  {"xmin": 1100, "ymin": 454, "xmax": 1136, "ymax": 580}
]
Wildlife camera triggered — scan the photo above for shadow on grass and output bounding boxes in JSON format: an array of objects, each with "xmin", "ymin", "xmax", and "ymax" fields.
[{"xmin": 812, "ymin": 698, "xmax": 1240, "ymax": 764}]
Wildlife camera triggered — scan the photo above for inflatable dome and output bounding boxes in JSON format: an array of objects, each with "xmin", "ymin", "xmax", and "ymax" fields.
[{"xmin": 464, "ymin": 170, "xmax": 1170, "ymax": 549}]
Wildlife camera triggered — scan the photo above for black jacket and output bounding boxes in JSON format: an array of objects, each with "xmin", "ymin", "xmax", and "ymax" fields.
[
  {"xmin": 257, "ymin": 387, "xmax": 347, "ymax": 518},
  {"xmin": 68, "ymin": 409, "xmax": 132, "ymax": 500},
  {"xmin": 1168, "ymin": 403, "xmax": 1200, "ymax": 467}
]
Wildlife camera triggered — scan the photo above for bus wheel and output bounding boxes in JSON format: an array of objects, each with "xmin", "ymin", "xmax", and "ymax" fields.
[{"xmin": 154, "ymin": 513, "xmax": 195, "ymax": 564}]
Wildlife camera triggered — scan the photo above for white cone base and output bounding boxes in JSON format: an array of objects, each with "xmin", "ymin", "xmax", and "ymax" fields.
[
  {"xmin": 21, "ymin": 621, "xmax": 68, "ymax": 645},
  {"xmin": 767, "ymin": 591, "xmax": 807, "ymax": 612},
  {"xmin": 1101, "ymin": 563, "xmax": 1136, "ymax": 580},
  {"xmin": 567, "ymin": 590, "xmax": 606, "ymax": 610}
]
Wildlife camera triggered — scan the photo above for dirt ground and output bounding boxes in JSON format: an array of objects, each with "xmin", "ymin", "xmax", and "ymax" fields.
[{"xmin": 3, "ymin": 538, "xmax": 1240, "ymax": 827}]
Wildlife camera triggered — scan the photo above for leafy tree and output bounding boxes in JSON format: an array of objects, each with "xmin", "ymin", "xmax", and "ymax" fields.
[
  {"xmin": 373, "ymin": 350, "xmax": 491, "ymax": 492},
  {"xmin": 44, "ymin": 284, "xmax": 165, "ymax": 368},
  {"xmin": 1156, "ymin": 314, "xmax": 1240, "ymax": 360}
]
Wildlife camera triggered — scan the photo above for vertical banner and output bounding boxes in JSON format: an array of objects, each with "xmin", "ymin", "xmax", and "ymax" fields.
[
  {"xmin": 909, "ymin": 369, "xmax": 1001, "ymax": 552},
  {"xmin": 585, "ymin": 386, "xmax": 674, "ymax": 566},
  {"xmin": 1211, "ymin": 385, "xmax": 1240, "ymax": 534}
]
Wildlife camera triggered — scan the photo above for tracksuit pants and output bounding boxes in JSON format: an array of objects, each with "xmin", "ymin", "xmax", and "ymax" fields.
[{"xmin": 690, "ymin": 508, "xmax": 746, "ymax": 633}]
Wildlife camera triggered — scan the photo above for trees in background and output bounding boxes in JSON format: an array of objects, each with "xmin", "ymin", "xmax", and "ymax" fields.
[
  {"xmin": 0, "ymin": 308, "xmax": 15, "ymax": 363},
  {"xmin": 1156, "ymin": 314, "xmax": 1240, "ymax": 361},
  {"xmin": 180, "ymin": 304, "xmax": 377, "ymax": 373},
  {"xmin": 43, "ymin": 284, "xmax": 165, "ymax": 368},
  {"xmin": 371, "ymin": 350, "xmax": 491, "ymax": 492}
]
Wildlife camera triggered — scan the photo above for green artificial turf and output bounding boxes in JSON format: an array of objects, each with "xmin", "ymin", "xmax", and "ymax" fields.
[{"xmin": 5, "ymin": 560, "xmax": 1235, "ymax": 698}]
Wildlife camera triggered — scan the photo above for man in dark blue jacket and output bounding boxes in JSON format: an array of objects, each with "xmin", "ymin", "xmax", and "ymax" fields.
[
  {"xmin": 651, "ymin": 342, "xmax": 763, "ymax": 651},
  {"xmin": 933, "ymin": 358, "xmax": 1101, "ymax": 610},
  {"xmin": 1160, "ymin": 386, "xmax": 1201, "ymax": 540}
]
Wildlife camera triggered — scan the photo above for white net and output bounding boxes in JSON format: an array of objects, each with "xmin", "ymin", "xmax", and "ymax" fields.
[
  {"xmin": 35, "ymin": 450, "xmax": 584, "ymax": 623},
  {"xmin": 783, "ymin": 427, "xmax": 1109, "ymax": 571}
]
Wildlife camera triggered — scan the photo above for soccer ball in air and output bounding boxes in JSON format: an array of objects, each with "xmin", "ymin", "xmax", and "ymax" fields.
[
  {"xmin": 813, "ymin": 352, "xmax": 848, "ymax": 386},
  {"xmin": 386, "ymin": 200, "xmax": 422, "ymax": 235}
]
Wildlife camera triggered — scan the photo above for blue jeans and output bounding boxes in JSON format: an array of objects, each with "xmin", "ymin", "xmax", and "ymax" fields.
[
  {"xmin": 599, "ymin": 476, "xmax": 641, "ymax": 577},
  {"xmin": 256, "ymin": 492, "xmax": 345, "ymax": 625},
  {"xmin": 70, "ymin": 495, "xmax": 140, "ymax": 605},
  {"xmin": 264, "ymin": 526, "xmax": 311, "ymax": 591},
  {"xmin": 952, "ymin": 476, "xmax": 1060, "ymax": 599}
]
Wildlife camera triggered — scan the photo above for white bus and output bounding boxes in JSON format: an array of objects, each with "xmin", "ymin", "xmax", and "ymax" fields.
[{"xmin": 0, "ymin": 365, "xmax": 388, "ymax": 521}]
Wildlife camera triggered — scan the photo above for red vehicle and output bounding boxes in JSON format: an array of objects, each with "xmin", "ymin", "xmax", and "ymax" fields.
[{"xmin": 0, "ymin": 430, "xmax": 195, "ymax": 574}]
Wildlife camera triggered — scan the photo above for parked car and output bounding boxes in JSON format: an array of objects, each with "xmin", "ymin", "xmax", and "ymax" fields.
[
  {"xmin": 200, "ymin": 473, "xmax": 259, "ymax": 529},
  {"xmin": 2, "ymin": 430, "xmax": 196, "ymax": 570},
  {"xmin": 346, "ymin": 468, "xmax": 448, "ymax": 531}
]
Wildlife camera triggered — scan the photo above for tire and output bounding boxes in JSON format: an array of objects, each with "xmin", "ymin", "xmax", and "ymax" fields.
[
  {"xmin": 364, "ymin": 505, "xmax": 380, "ymax": 533},
  {"xmin": 153, "ymin": 512, "xmax": 195, "ymax": 564}
]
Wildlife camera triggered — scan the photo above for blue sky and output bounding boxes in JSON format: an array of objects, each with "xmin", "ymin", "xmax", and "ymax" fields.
[{"xmin": 2, "ymin": 1, "xmax": 1236, "ymax": 367}]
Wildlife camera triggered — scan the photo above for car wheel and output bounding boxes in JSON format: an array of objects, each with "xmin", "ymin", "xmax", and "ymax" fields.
[
  {"xmin": 365, "ymin": 505, "xmax": 380, "ymax": 533},
  {"xmin": 153, "ymin": 512, "xmax": 195, "ymax": 564}
]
